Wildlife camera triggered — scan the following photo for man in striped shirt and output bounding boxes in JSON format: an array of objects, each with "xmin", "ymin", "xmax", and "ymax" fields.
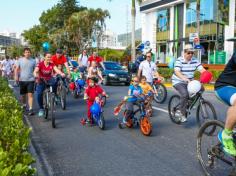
[{"xmin": 171, "ymin": 44, "xmax": 206, "ymax": 122}]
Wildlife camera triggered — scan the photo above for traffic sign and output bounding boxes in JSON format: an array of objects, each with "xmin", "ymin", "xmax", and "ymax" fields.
[{"xmin": 189, "ymin": 33, "xmax": 199, "ymax": 42}]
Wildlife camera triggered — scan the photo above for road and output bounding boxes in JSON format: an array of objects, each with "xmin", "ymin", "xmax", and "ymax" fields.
[{"xmin": 13, "ymin": 84, "xmax": 228, "ymax": 176}]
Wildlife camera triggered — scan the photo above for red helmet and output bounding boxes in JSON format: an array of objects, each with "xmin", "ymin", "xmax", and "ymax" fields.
[
  {"xmin": 69, "ymin": 82, "xmax": 75, "ymax": 90},
  {"xmin": 200, "ymin": 71, "xmax": 213, "ymax": 83}
]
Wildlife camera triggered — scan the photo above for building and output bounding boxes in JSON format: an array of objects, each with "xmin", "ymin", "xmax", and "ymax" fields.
[
  {"xmin": 118, "ymin": 28, "xmax": 142, "ymax": 47},
  {"xmin": 140, "ymin": 0, "xmax": 236, "ymax": 64},
  {"xmin": 99, "ymin": 30, "xmax": 125, "ymax": 50}
]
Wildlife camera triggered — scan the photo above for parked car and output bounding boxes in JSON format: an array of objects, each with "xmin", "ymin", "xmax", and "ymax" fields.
[
  {"xmin": 68, "ymin": 60, "xmax": 79, "ymax": 70},
  {"xmin": 102, "ymin": 62, "xmax": 131, "ymax": 86}
]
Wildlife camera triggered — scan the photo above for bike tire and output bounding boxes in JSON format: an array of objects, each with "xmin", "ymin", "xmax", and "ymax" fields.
[
  {"xmin": 98, "ymin": 113, "xmax": 105, "ymax": 130},
  {"xmin": 50, "ymin": 93, "xmax": 56, "ymax": 128},
  {"xmin": 153, "ymin": 83, "xmax": 167, "ymax": 104},
  {"xmin": 168, "ymin": 95, "xmax": 182, "ymax": 124},
  {"xmin": 60, "ymin": 86, "xmax": 67, "ymax": 110},
  {"xmin": 140, "ymin": 116, "xmax": 152, "ymax": 136},
  {"xmin": 43, "ymin": 92, "xmax": 48, "ymax": 119},
  {"xmin": 196, "ymin": 100, "xmax": 217, "ymax": 133},
  {"xmin": 197, "ymin": 120, "xmax": 225, "ymax": 176}
]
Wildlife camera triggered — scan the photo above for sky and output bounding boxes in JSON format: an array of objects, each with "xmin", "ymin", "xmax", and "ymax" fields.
[{"xmin": 0, "ymin": 0, "xmax": 141, "ymax": 36}]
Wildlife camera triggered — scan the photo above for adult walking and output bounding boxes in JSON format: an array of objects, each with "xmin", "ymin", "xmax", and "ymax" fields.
[
  {"xmin": 78, "ymin": 49, "xmax": 88, "ymax": 78},
  {"xmin": 15, "ymin": 48, "xmax": 36, "ymax": 115}
]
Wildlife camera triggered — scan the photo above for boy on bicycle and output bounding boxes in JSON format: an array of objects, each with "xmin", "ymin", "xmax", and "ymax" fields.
[
  {"xmin": 139, "ymin": 76, "xmax": 156, "ymax": 95},
  {"xmin": 81, "ymin": 77, "xmax": 106, "ymax": 124},
  {"xmin": 71, "ymin": 67, "xmax": 81, "ymax": 82},
  {"xmin": 123, "ymin": 76, "xmax": 143, "ymax": 124}
]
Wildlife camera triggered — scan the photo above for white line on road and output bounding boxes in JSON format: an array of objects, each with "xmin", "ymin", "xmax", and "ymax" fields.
[{"xmin": 152, "ymin": 106, "xmax": 168, "ymax": 114}]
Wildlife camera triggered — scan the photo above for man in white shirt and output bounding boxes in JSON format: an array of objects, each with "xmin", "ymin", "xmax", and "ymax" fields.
[
  {"xmin": 1, "ymin": 55, "xmax": 13, "ymax": 78},
  {"xmin": 138, "ymin": 51, "xmax": 162, "ymax": 84},
  {"xmin": 78, "ymin": 49, "xmax": 88, "ymax": 78}
]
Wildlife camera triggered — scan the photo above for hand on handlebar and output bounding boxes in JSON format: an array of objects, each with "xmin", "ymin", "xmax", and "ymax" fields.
[{"xmin": 183, "ymin": 77, "xmax": 191, "ymax": 83}]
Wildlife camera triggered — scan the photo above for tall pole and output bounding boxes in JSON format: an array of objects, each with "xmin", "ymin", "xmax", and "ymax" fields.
[
  {"xmin": 196, "ymin": 0, "xmax": 201, "ymax": 62},
  {"xmin": 131, "ymin": 0, "xmax": 136, "ymax": 62}
]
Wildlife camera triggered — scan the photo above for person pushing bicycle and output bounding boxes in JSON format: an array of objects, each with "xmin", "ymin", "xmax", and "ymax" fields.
[{"xmin": 33, "ymin": 53, "xmax": 65, "ymax": 117}]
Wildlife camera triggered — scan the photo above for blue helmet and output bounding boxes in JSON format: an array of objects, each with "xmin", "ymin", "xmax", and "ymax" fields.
[{"xmin": 90, "ymin": 103, "xmax": 101, "ymax": 115}]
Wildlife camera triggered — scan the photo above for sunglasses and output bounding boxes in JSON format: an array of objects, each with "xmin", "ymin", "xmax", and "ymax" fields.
[
  {"xmin": 146, "ymin": 55, "xmax": 151, "ymax": 58},
  {"xmin": 133, "ymin": 80, "xmax": 139, "ymax": 83},
  {"xmin": 187, "ymin": 52, "xmax": 194, "ymax": 55}
]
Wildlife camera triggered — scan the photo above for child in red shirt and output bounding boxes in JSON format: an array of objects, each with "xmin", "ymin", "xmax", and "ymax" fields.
[{"xmin": 82, "ymin": 77, "xmax": 106, "ymax": 124}]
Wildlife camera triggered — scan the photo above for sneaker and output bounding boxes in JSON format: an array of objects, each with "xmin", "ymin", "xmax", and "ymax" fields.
[
  {"xmin": 218, "ymin": 130, "xmax": 236, "ymax": 156},
  {"xmin": 38, "ymin": 109, "xmax": 45, "ymax": 117},
  {"xmin": 28, "ymin": 109, "xmax": 34, "ymax": 116},
  {"xmin": 122, "ymin": 117, "xmax": 127, "ymax": 124}
]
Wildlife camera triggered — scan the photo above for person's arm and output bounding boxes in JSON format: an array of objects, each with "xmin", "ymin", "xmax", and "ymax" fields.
[
  {"xmin": 197, "ymin": 64, "xmax": 206, "ymax": 73},
  {"xmin": 97, "ymin": 69, "xmax": 103, "ymax": 80},
  {"xmin": 138, "ymin": 62, "xmax": 143, "ymax": 80},
  {"xmin": 14, "ymin": 62, "xmax": 20, "ymax": 82},
  {"xmin": 64, "ymin": 62, "xmax": 71, "ymax": 76},
  {"xmin": 174, "ymin": 70, "xmax": 190, "ymax": 83},
  {"xmin": 78, "ymin": 55, "xmax": 82, "ymax": 67},
  {"xmin": 87, "ymin": 67, "xmax": 92, "ymax": 77},
  {"xmin": 100, "ymin": 61, "xmax": 105, "ymax": 70},
  {"xmin": 53, "ymin": 66, "xmax": 65, "ymax": 77},
  {"xmin": 33, "ymin": 67, "xmax": 39, "ymax": 78}
]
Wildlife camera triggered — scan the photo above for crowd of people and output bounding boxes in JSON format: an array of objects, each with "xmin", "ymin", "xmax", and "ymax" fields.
[{"xmin": 1, "ymin": 43, "xmax": 236, "ymax": 158}]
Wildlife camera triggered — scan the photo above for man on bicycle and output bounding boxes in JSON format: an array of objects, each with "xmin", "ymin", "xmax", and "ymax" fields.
[
  {"xmin": 33, "ymin": 53, "xmax": 65, "ymax": 117},
  {"xmin": 216, "ymin": 52, "xmax": 236, "ymax": 156},
  {"xmin": 51, "ymin": 49, "xmax": 71, "ymax": 86},
  {"xmin": 171, "ymin": 44, "xmax": 206, "ymax": 122},
  {"xmin": 138, "ymin": 51, "xmax": 163, "ymax": 85},
  {"xmin": 87, "ymin": 51, "xmax": 105, "ymax": 70}
]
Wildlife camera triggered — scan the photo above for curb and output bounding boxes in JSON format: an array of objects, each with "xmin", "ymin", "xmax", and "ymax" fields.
[
  {"xmin": 163, "ymin": 83, "xmax": 214, "ymax": 91},
  {"xmin": 24, "ymin": 115, "xmax": 54, "ymax": 176}
]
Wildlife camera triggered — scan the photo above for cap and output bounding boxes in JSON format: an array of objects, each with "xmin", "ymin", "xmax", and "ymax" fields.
[
  {"xmin": 184, "ymin": 44, "xmax": 195, "ymax": 52},
  {"xmin": 56, "ymin": 49, "xmax": 63, "ymax": 54}
]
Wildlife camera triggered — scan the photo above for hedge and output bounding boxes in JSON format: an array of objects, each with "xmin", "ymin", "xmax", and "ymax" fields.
[
  {"xmin": 0, "ymin": 78, "xmax": 35, "ymax": 176},
  {"xmin": 158, "ymin": 67, "xmax": 222, "ymax": 82}
]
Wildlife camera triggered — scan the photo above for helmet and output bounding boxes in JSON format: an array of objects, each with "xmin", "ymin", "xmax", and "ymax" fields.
[
  {"xmin": 200, "ymin": 71, "xmax": 213, "ymax": 83},
  {"xmin": 69, "ymin": 82, "xmax": 75, "ymax": 90},
  {"xmin": 77, "ymin": 79, "xmax": 85, "ymax": 87},
  {"xmin": 187, "ymin": 80, "xmax": 201, "ymax": 96},
  {"xmin": 90, "ymin": 103, "xmax": 101, "ymax": 115}
]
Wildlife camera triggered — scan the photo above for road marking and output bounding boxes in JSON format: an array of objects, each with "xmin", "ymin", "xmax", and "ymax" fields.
[{"xmin": 152, "ymin": 106, "xmax": 168, "ymax": 114}]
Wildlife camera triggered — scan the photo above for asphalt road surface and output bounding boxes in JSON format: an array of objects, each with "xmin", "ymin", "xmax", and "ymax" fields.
[{"xmin": 13, "ymin": 84, "xmax": 228, "ymax": 176}]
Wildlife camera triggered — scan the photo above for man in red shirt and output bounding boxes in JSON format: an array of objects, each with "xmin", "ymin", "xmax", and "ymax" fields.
[
  {"xmin": 82, "ymin": 77, "xmax": 106, "ymax": 124},
  {"xmin": 87, "ymin": 51, "xmax": 105, "ymax": 69},
  {"xmin": 51, "ymin": 49, "xmax": 71, "ymax": 76}
]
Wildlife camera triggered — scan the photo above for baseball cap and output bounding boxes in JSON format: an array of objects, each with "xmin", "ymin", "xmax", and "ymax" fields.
[
  {"xmin": 184, "ymin": 44, "xmax": 195, "ymax": 52},
  {"xmin": 56, "ymin": 49, "xmax": 63, "ymax": 54}
]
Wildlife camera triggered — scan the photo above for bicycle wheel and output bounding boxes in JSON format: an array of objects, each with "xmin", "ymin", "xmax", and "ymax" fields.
[
  {"xmin": 196, "ymin": 100, "xmax": 217, "ymax": 132},
  {"xmin": 197, "ymin": 120, "xmax": 235, "ymax": 176},
  {"xmin": 153, "ymin": 83, "xmax": 167, "ymax": 104},
  {"xmin": 49, "ymin": 93, "xmax": 56, "ymax": 128},
  {"xmin": 43, "ymin": 92, "xmax": 48, "ymax": 119},
  {"xmin": 140, "ymin": 116, "xmax": 152, "ymax": 136},
  {"xmin": 168, "ymin": 95, "xmax": 182, "ymax": 124},
  {"xmin": 60, "ymin": 86, "xmax": 67, "ymax": 110},
  {"xmin": 98, "ymin": 113, "xmax": 105, "ymax": 130}
]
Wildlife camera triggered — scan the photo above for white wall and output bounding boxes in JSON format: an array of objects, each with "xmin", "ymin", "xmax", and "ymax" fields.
[{"xmin": 224, "ymin": 0, "xmax": 235, "ymax": 61}]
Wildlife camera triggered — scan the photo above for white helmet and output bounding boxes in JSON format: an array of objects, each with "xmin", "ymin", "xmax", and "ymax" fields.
[{"xmin": 187, "ymin": 80, "xmax": 201, "ymax": 96}]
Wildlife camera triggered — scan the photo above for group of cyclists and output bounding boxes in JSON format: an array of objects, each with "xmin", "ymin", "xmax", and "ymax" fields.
[{"xmin": 4, "ymin": 43, "xmax": 236, "ymax": 164}]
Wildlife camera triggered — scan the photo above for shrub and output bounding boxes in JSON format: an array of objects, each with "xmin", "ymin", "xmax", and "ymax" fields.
[
  {"xmin": 158, "ymin": 67, "xmax": 174, "ymax": 81},
  {"xmin": 0, "ymin": 78, "xmax": 35, "ymax": 176}
]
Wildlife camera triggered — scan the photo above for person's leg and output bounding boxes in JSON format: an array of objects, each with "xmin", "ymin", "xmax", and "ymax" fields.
[
  {"xmin": 173, "ymin": 83, "xmax": 189, "ymax": 115},
  {"xmin": 87, "ymin": 100, "xmax": 93, "ymax": 121},
  {"xmin": 36, "ymin": 83, "xmax": 45, "ymax": 110},
  {"xmin": 27, "ymin": 82, "xmax": 35, "ymax": 115},
  {"xmin": 19, "ymin": 81, "xmax": 27, "ymax": 107},
  {"xmin": 124, "ymin": 102, "xmax": 134, "ymax": 122}
]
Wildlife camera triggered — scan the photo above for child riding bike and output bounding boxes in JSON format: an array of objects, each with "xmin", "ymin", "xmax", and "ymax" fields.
[{"xmin": 81, "ymin": 77, "xmax": 107, "ymax": 124}]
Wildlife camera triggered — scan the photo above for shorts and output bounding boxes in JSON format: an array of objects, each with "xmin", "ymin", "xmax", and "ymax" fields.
[
  {"xmin": 19, "ymin": 81, "xmax": 35, "ymax": 95},
  {"xmin": 215, "ymin": 86, "xmax": 236, "ymax": 106}
]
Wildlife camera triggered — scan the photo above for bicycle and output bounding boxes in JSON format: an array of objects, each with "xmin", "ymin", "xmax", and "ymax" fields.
[
  {"xmin": 197, "ymin": 120, "xmax": 236, "ymax": 176},
  {"xmin": 115, "ymin": 95, "xmax": 152, "ymax": 136},
  {"xmin": 81, "ymin": 95, "xmax": 107, "ymax": 130},
  {"xmin": 56, "ymin": 75, "xmax": 67, "ymax": 110},
  {"xmin": 41, "ymin": 78, "xmax": 56, "ymax": 128},
  {"xmin": 152, "ymin": 78, "xmax": 167, "ymax": 104},
  {"xmin": 168, "ymin": 85, "xmax": 217, "ymax": 126}
]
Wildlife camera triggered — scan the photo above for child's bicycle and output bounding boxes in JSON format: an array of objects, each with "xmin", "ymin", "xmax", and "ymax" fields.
[
  {"xmin": 69, "ymin": 78, "xmax": 85, "ymax": 99},
  {"xmin": 197, "ymin": 120, "xmax": 236, "ymax": 176},
  {"xmin": 114, "ymin": 94, "xmax": 152, "ymax": 136},
  {"xmin": 81, "ymin": 95, "xmax": 107, "ymax": 130}
]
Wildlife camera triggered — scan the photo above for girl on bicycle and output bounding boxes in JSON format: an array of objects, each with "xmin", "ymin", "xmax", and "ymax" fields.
[
  {"xmin": 33, "ymin": 53, "xmax": 65, "ymax": 117},
  {"xmin": 87, "ymin": 61, "xmax": 103, "ymax": 84}
]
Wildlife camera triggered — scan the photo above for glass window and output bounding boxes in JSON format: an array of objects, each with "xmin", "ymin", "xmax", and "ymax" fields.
[{"xmin": 157, "ymin": 9, "xmax": 169, "ymax": 32}]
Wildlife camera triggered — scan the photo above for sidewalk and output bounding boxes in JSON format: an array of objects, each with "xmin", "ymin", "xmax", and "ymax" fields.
[{"xmin": 163, "ymin": 83, "xmax": 214, "ymax": 91}]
